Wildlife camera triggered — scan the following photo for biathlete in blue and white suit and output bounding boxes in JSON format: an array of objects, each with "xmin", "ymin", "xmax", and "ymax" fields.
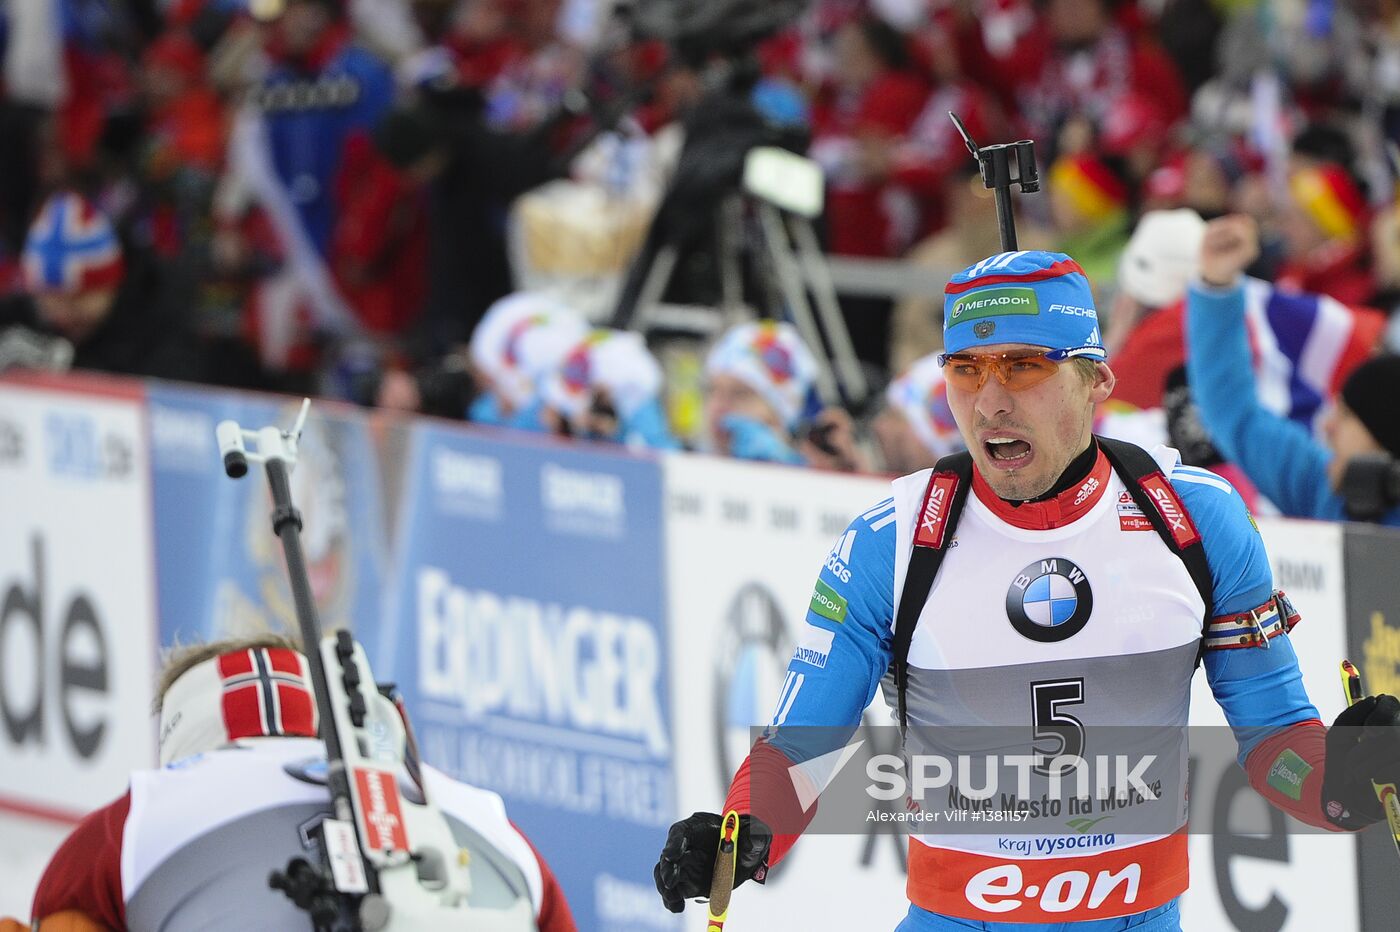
[{"xmin": 654, "ymin": 251, "xmax": 1400, "ymax": 931}]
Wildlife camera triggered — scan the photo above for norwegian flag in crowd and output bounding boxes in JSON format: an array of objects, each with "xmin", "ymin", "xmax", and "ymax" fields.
[
  {"xmin": 1242, "ymin": 277, "xmax": 1385, "ymax": 434},
  {"xmin": 21, "ymin": 192, "xmax": 124, "ymax": 293},
  {"xmin": 216, "ymin": 647, "xmax": 317, "ymax": 741}
]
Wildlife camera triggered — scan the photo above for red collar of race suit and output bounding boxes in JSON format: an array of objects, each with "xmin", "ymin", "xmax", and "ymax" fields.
[{"xmin": 971, "ymin": 448, "xmax": 1113, "ymax": 530}]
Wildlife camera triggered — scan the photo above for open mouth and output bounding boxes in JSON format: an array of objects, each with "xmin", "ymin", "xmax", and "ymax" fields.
[{"xmin": 984, "ymin": 437, "xmax": 1033, "ymax": 466}]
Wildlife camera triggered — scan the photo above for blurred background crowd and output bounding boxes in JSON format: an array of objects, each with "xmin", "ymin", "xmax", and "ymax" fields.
[{"xmin": 4, "ymin": 0, "xmax": 1400, "ymax": 521}]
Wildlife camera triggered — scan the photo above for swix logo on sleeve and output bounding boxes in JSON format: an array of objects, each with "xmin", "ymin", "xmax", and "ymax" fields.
[
  {"xmin": 1138, "ymin": 475, "xmax": 1200, "ymax": 548},
  {"xmin": 914, "ymin": 473, "xmax": 960, "ymax": 549},
  {"xmin": 355, "ymin": 767, "xmax": 409, "ymax": 853}
]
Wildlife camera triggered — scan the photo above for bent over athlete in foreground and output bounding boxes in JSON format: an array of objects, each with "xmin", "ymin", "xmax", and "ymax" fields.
[{"xmin": 655, "ymin": 251, "xmax": 1400, "ymax": 931}]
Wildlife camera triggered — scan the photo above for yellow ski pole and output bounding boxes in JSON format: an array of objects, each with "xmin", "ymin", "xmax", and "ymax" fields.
[
  {"xmin": 1340, "ymin": 660, "xmax": 1400, "ymax": 852},
  {"xmin": 705, "ymin": 810, "xmax": 742, "ymax": 932}
]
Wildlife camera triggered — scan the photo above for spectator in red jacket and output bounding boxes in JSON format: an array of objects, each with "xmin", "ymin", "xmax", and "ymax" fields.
[
  {"xmin": 884, "ymin": 10, "xmax": 1002, "ymax": 240},
  {"xmin": 809, "ymin": 15, "xmax": 929, "ymax": 259},
  {"xmin": 329, "ymin": 134, "xmax": 428, "ymax": 335},
  {"xmin": 140, "ymin": 31, "xmax": 225, "ymax": 175},
  {"xmin": 808, "ymin": 15, "xmax": 928, "ymax": 365},
  {"xmin": 1017, "ymin": 0, "xmax": 1187, "ymax": 154}
]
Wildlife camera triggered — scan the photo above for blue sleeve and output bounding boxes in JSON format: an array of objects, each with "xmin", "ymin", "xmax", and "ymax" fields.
[
  {"xmin": 1174, "ymin": 467, "xmax": 1321, "ymax": 764},
  {"xmin": 764, "ymin": 497, "xmax": 897, "ymax": 760},
  {"xmin": 1184, "ymin": 281, "xmax": 1341, "ymax": 519}
]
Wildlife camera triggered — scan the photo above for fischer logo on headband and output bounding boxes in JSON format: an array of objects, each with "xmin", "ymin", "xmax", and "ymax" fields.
[{"xmin": 944, "ymin": 251, "xmax": 1105, "ymax": 359}]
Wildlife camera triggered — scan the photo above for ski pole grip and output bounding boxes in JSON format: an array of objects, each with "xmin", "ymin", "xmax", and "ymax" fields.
[
  {"xmin": 706, "ymin": 810, "xmax": 742, "ymax": 931},
  {"xmin": 1340, "ymin": 660, "xmax": 1400, "ymax": 845}
]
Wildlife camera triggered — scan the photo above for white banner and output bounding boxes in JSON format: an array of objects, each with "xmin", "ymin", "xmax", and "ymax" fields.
[
  {"xmin": 0, "ymin": 383, "xmax": 158, "ymax": 916},
  {"xmin": 1183, "ymin": 517, "xmax": 1357, "ymax": 930},
  {"xmin": 663, "ymin": 453, "xmax": 908, "ymax": 931}
]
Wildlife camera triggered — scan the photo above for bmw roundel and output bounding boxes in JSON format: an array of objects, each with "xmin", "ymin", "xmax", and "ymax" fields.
[{"xmin": 1006, "ymin": 558, "xmax": 1093, "ymax": 642}]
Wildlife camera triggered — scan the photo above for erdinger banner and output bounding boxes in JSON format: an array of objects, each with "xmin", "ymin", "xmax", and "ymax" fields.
[
  {"xmin": 1183, "ymin": 517, "xmax": 1356, "ymax": 930},
  {"xmin": 662, "ymin": 454, "xmax": 909, "ymax": 931},
  {"xmin": 384, "ymin": 425, "xmax": 675, "ymax": 932},
  {"xmin": 0, "ymin": 380, "xmax": 157, "ymax": 912},
  {"xmin": 145, "ymin": 384, "xmax": 389, "ymax": 646}
]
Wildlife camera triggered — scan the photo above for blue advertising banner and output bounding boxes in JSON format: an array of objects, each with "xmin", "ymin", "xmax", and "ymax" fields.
[
  {"xmin": 146, "ymin": 383, "xmax": 389, "ymax": 646},
  {"xmin": 379, "ymin": 424, "xmax": 677, "ymax": 932}
]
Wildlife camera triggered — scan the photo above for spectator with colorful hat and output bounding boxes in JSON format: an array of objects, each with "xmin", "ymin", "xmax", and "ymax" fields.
[
  {"xmin": 872, "ymin": 351, "xmax": 966, "ymax": 474},
  {"xmin": 703, "ymin": 320, "xmax": 821, "ymax": 465},
  {"xmin": 466, "ymin": 291, "xmax": 586, "ymax": 431},
  {"xmin": 540, "ymin": 329, "xmax": 678, "ymax": 449}
]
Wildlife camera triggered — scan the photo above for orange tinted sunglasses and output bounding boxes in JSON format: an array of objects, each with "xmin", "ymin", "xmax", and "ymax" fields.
[{"xmin": 936, "ymin": 348, "xmax": 1081, "ymax": 393}]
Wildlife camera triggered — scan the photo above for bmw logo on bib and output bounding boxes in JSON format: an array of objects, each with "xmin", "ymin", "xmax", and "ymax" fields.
[{"xmin": 1006, "ymin": 557, "xmax": 1093, "ymax": 642}]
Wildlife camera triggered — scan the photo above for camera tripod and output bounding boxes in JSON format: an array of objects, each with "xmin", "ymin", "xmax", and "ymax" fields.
[{"xmin": 610, "ymin": 145, "xmax": 870, "ymax": 409}]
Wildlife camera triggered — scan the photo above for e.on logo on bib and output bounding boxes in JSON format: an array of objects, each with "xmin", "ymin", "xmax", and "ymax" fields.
[
  {"xmin": 909, "ymin": 832, "xmax": 1187, "ymax": 923},
  {"xmin": 965, "ymin": 862, "xmax": 1140, "ymax": 917}
]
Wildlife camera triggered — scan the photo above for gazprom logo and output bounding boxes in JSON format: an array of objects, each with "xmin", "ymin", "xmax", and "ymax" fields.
[{"xmin": 950, "ymin": 287, "xmax": 1040, "ymax": 324}]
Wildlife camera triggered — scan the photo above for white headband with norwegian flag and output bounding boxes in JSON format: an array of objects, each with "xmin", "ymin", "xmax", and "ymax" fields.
[{"xmin": 158, "ymin": 647, "xmax": 318, "ymax": 767}]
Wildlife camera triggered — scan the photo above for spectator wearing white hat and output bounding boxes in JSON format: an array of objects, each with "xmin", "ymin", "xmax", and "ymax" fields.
[
  {"xmin": 871, "ymin": 352, "xmax": 965, "ymax": 474},
  {"xmin": 466, "ymin": 292, "xmax": 587, "ymax": 431},
  {"xmin": 1104, "ymin": 207, "xmax": 1206, "ymax": 359},
  {"xmin": 702, "ymin": 321, "xmax": 821, "ymax": 465},
  {"xmin": 540, "ymin": 329, "xmax": 678, "ymax": 449}
]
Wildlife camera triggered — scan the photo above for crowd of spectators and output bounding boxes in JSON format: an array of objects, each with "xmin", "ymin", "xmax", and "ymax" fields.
[{"xmin": 2, "ymin": 0, "xmax": 1400, "ymax": 522}]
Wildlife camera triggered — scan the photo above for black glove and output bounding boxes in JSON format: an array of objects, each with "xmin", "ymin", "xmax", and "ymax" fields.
[
  {"xmin": 653, "ymin": 812, "xmax": 771, "ymax": 913},
  {"xmin": 1322, "ymin": 694, "xmax": 1400, "ymax": 830}
]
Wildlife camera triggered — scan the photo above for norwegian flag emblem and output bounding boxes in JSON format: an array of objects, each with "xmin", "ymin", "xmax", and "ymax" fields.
[
  {"xmin": 216, "ymin": 648, "xmax": 317, "ymax": 740},
  {"xmin": 22, "ymin": 193, "xmax": 124, "ymax": 293}
]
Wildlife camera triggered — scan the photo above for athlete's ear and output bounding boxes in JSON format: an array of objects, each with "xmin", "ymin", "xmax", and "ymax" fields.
[{"xmin": 1089, "ymin": 362, "xmax": 1115, "ymax": 405}]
